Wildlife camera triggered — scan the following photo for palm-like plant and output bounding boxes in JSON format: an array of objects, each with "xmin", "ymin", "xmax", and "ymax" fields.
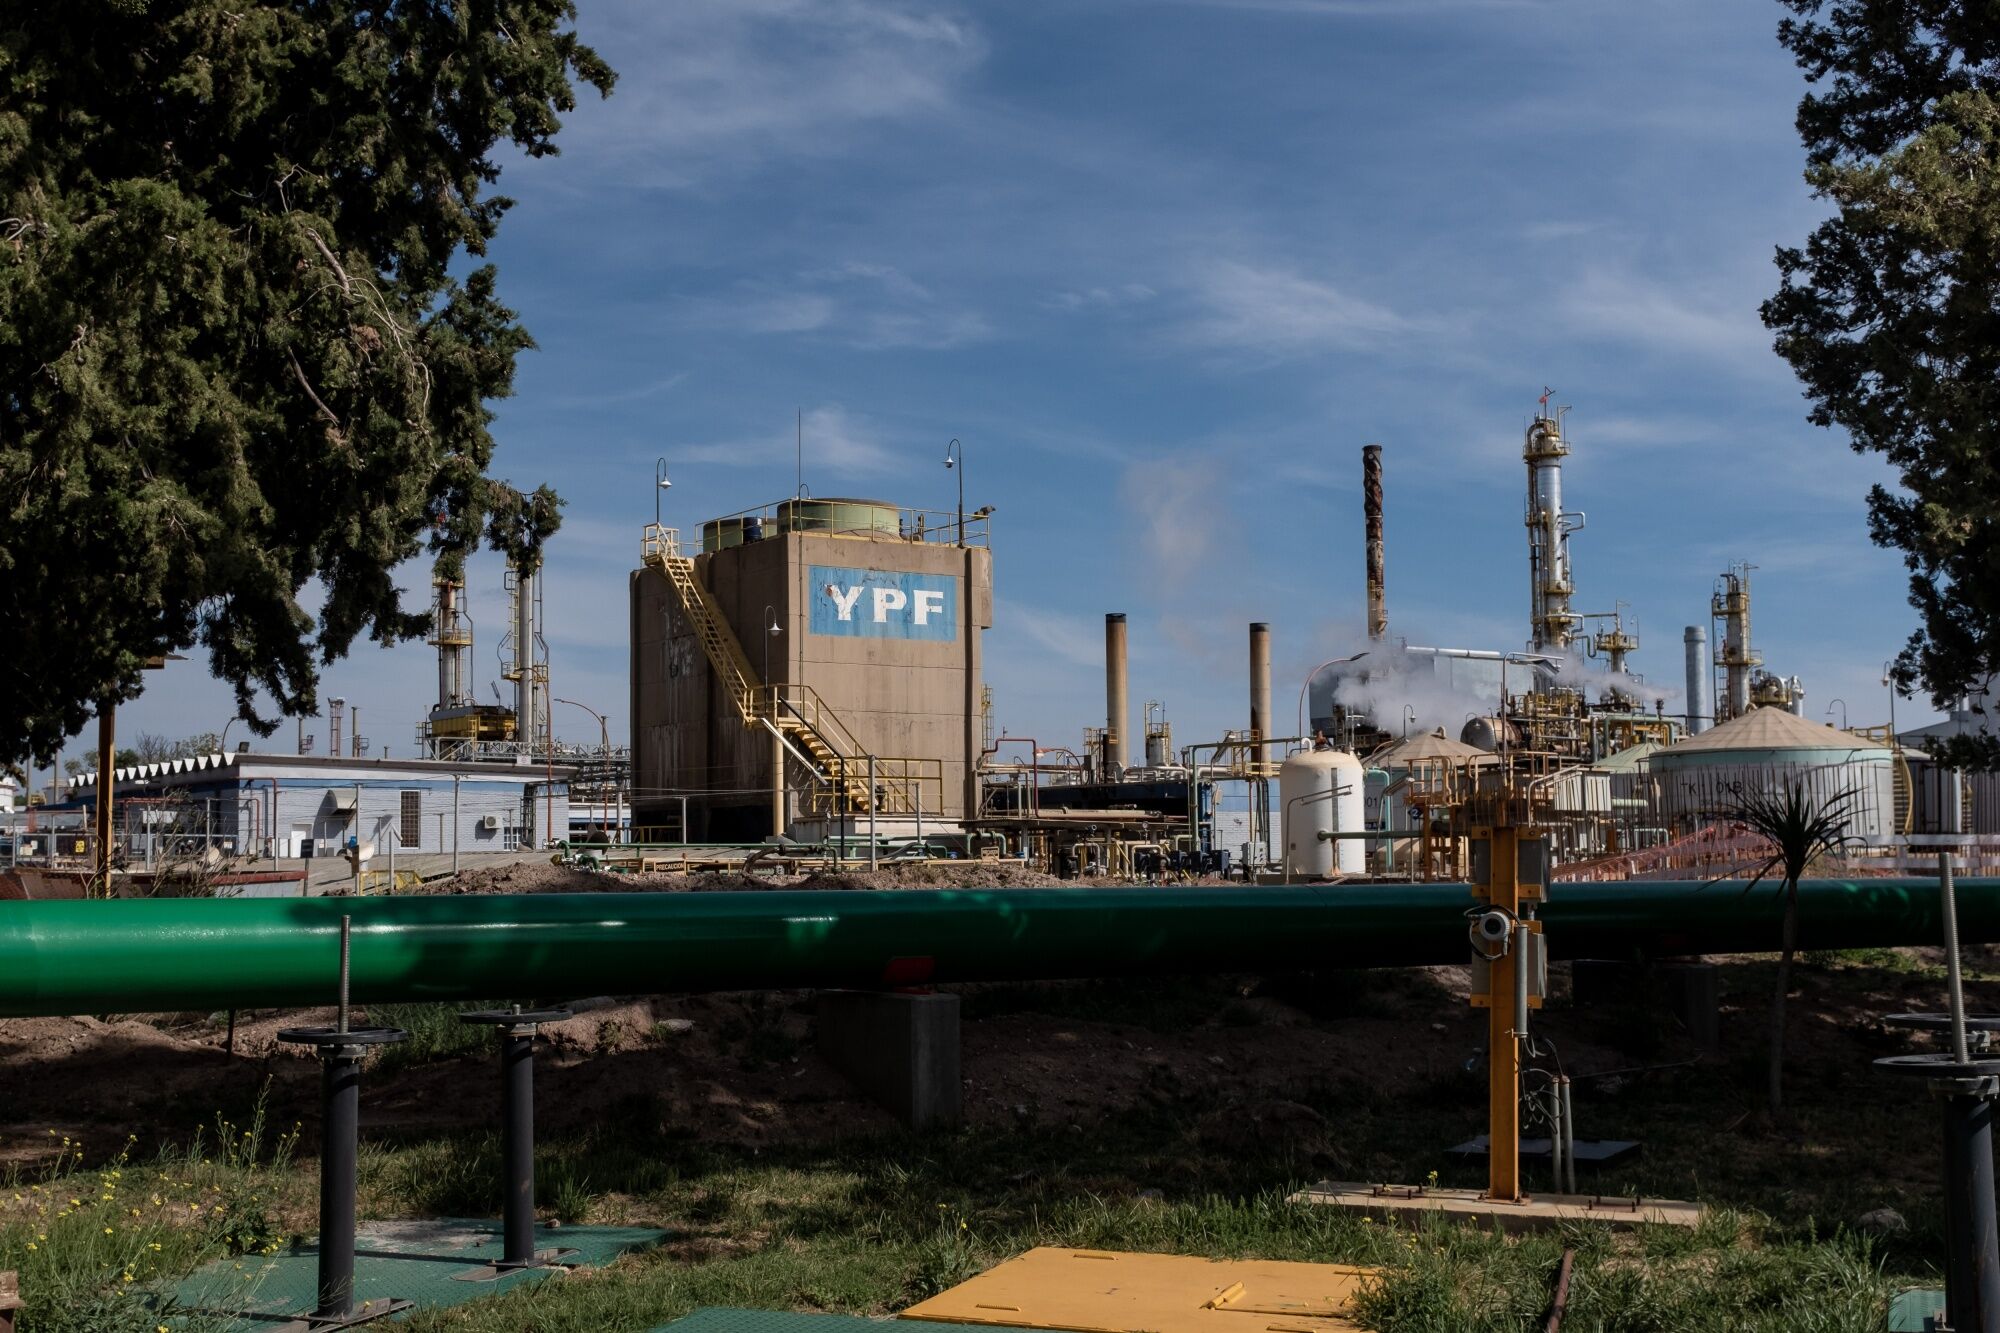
[{"xmin": 1722, "ymin": 777, "xmax": 1862, "ymax": 1116}]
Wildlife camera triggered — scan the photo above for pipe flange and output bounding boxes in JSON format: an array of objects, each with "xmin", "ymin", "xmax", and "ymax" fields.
[
  {"xmin": 458, "ymin": 1008, "xmax": 572, "ymax": 1036},
  {"xmin": 277, "ymin": 1026, "xmax": 410, "ymax": 1054},
  {"xmin": 1882, "ymin": 1012, "xmax": 2000, "ymax": 1032},
  {"xmin": 1874, "ymin": 1053, "xmax": 2000, "ymax": 1098}
]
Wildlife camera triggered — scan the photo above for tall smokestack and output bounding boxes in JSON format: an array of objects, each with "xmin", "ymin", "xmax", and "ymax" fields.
[
  {"xmin": 1363, "ymin": 444, "xmax": 1386, "ymax": 640},
  {"xmin": 1249, "ymin": 622, "xmax": 1273, "ymax": 764},
  {"xmin": 1105, "ymin": 613, "xmax": 1129, "ymax": 775},
  {"xmin": 1683, "ymin": 625, "xmax": 1713, "ymax": 735}
]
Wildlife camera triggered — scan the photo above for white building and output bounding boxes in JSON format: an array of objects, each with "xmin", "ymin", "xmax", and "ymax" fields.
[{"xmin": 67, "ymin": 752, "xmax": 571, "ymax": 861}]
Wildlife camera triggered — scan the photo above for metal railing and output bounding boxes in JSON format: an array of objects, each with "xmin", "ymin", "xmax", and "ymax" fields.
[{"xmin": 687, "ymin": 500, "xmax": 989, "ymax": 553}]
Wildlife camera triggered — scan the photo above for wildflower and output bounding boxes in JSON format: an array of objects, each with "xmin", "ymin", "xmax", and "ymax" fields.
[
  {"xmin": 149, "ymin": 1242, "xmax": 161, "ymax": 1251},
  {"xmin": 24, "ymin": 1243, "xmax": 36, "ymax": 1251},
  {"xmin": 105, "ymin": 1226, "xmax": 114, "ymax": 1234}
]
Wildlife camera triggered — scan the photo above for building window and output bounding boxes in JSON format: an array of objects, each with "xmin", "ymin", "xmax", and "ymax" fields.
[{"xmin": 399, "ymin": 790, "xmax": 422, "ymax": 849}]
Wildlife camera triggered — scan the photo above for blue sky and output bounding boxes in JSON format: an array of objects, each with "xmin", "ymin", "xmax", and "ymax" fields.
[{"xmin": 105, "ymin": 0, "xmax": 1932, "ymax": 767}]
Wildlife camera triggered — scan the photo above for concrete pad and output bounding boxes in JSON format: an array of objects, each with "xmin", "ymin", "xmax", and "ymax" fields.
[
  {"xmin": 1291, "ymin": 1181, "xmax": 1701, "ymax": 1232},
  {"xmin": 816, "ymin": 989, "xmax": 961, "ymax": 1129}
]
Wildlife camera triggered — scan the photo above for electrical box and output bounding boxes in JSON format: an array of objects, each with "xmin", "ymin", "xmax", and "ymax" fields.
[
  {"xmin": 1468, "ymin": 928, "xmax": 1546, "ymax": 1009},
  {"xmin": 1468, "ymin": 832, "xmax": 1549, "ymax": 903}
]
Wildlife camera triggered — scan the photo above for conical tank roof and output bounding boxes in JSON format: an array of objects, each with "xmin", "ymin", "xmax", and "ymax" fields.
[
  {"xmin": 1369, "ymin": 729, "xmax": 1490, "ymax": 768},
  {"xmin": 1596, "ymin": 740, "xmax": 1662, "ymax": 773},
  {"xmin": 1663, "ymin": 705, "xmax": 1889, "ymax": 756}
]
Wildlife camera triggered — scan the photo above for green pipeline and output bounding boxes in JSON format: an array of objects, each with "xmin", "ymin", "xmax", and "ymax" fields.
[{"xmin": 0, "ymin": 880, "xmax": 1992, "ymax": 1018}]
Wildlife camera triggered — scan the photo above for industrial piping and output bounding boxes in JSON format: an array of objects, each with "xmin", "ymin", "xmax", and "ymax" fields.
[
  {"xmin": 1105, "ymin": 613, "xmax": 1129, "ymax": 775},
  {"xmin": 1, "ymin": 880, "xmax": 1995, "ymax": 1018}
]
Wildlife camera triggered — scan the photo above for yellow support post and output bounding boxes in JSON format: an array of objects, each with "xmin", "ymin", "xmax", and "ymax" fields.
[{"xmin": 1484, "ymin": 821, "xmax": 1521, "ymax": 1203}]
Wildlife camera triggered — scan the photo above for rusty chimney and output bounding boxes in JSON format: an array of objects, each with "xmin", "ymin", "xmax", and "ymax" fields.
[{"xmin": 1364, "ymin": 444, "xmax": 1386, "ymax": 641}]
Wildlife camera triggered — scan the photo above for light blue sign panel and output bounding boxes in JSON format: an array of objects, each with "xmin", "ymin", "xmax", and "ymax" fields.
[{"xmin": 809, "ymin": 565, "xmax": 958, "ymax": 641}]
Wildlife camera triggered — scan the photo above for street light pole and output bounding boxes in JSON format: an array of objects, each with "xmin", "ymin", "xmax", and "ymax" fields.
[
  {"xmin": 1883, "ymin": 661, "xmax": 1899, "ymax": 742},
  {"xmin": 553, "ymin": 697, "xmax": 612, "ymax": 835},
  {"xmin": 943, "ymin": 438, "xmax": 965, "ymax": 545},
  {"xmin": 654, "ymin": 458, "xmax": 672, "ymax": 528},
  {"xmin": 1826, "ymin": 698, "xmax": 1848, "ymax": 731}
]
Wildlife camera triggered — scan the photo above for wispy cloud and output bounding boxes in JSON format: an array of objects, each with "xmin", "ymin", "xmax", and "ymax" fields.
[
  {"xmin": 1049, "ymin": 283, "xmax": 1158, "ymax": 312},
  {"xmin": 675, "ymin": 404, "xmax": 897, "ymax": 475},
  {"xmin": 546, "ymin": 372, "xmax": 688, "ymax": 409},
  {"xmin": 1557, "ymin": 265, "xmax": 1774, "ymax": 365},
  {"xmin": 560, "ymin": 0, "xmax": 985, "ymax": 183},
  {"xmin": 1179, "ymin": 260, "xmax": 1409, "ymax": 356},
  {"xmin": 684, "ymin": 263, "xmax": 988, "ymax": 350},
  {"xmin": 994, "ymin": 599, "xmax": 1107, "ymax": 671}
]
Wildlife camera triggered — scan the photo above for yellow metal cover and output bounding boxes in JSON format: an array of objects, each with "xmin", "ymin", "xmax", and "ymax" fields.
[{"xmin": 900, "ymin": 1247, "xmax": 1370, "ymax": 1333}]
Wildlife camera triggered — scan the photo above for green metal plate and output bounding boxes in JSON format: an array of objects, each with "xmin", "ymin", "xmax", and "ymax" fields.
[
  {"xmin": 168, "ymin": 1218, "xmax": 664, "ymax": 1329},
  {"xmin": 1887, "ymin": 1288, "xmax": 1946, "ymax": 1333},
  {"xmin": 651, "ymin": 1309, "xmax": 1047, "ymax": 1333}
]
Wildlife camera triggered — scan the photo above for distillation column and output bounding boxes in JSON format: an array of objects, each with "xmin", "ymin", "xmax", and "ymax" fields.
[
  {"xmin": 1683, "ymin": 625, "xmax": 1714, "ymax": 735},
  {"xmin": 1712, "ymin": 566, "xmax": 1759, "ymax": 722},
  {"xmin": 1105, "ymin": 613, "xmax": 1130, "ymax": 775},
  {"xmin": 1364, "ymin": 444, "xmax": 1387, "ymax": 641},
  {"xmin": 511, "ymin": 560, "xmax": 539, "ymax": 750},
  {"xmin": 1524, "ymin": 411, "xmax": 1582, "ymax": 655},
  {"xmin": 431, "ymin": 576, "xmax": 471, "ymax": 712}
]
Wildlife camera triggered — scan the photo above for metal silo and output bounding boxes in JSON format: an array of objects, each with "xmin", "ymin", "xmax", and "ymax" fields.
[{"xmin": 1651, "ymin": 706, "xmax": 1894, "ymax": 841}]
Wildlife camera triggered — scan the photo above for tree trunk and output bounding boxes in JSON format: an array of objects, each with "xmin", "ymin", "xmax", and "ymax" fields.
[{"xmin": 1769, "ymin": 884, "xmax": 1800, "ymax": 1117}]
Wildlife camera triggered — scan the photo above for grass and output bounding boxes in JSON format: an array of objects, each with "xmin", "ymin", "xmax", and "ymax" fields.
[
  {"xmin": 2, "ymin": 960, "xmax": 1973, "ymax": 1332},
  {"xmin": 366, "ymin": 1000, "xmax": 508, "ymax": 1074},
  {"xmin": 0, "ymin": 1090, "xmax": 308, "ymax": 1332}
]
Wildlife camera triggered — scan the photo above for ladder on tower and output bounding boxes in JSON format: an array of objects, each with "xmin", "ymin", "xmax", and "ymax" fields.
[{"xmin": 641, "ymin": 526, "xmax": 890, "ymax": 814}]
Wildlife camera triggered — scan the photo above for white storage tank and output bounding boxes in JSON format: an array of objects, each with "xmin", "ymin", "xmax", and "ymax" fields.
[
  {"xmin": 1651, "ymin": 705, "xmax": 1896, "ymax": 841},
  {"xmin": 1279, "ymin": 749, "xmax": 1366, "ymax": 878}
]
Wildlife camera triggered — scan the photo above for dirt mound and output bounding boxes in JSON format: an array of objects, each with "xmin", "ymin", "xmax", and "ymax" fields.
[{"xmin": 427, "ymin": 859, "xmax": 1075, "ymax": 896}]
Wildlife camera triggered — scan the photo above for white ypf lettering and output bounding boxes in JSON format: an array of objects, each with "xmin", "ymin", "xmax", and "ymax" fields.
[
  {"xmin": 912, "ymin": 589, "xmax": 945, "ymax": 625},
  {"xmin": 871, "ymin": 587, "xmax": 909, "ymax": 622},
  {"xmin": 826, "ymin": 585, "xmax": 864, "ymax": 621}
]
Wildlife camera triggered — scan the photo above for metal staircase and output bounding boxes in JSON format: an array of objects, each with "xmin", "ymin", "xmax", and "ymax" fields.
[{"xmin": 641, "ymin": 525, "xmax": 892, "ymax": 814}]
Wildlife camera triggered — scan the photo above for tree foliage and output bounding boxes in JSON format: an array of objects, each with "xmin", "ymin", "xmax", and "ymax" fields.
[
  {"xmin": 1763, "ymin": 1, "xmax": 2000, "ymax": 765},
  {"xmin": 0, "ymin": 0, "xmax": 613, "ymax": 765}
]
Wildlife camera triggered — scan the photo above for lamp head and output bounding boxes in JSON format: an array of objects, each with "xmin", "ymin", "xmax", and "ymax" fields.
[{"xmin": 943, "ymin": 456, "xmax": 955, "ymax": 469}]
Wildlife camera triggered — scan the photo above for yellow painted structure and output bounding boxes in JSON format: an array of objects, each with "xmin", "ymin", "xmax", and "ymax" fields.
[
  {"xmin": 901, "ymin": 1248, "xmax": 1369, "ymax": 1333},
  {"xmin": 1291, "ymin": 1183, "xmax": 1700, "ymax": 1232}
]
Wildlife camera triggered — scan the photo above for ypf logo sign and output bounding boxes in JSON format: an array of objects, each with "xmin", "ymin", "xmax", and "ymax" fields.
[{"xmin": 810, "ymin": 565, "xmax": 958, "ymax": 642}]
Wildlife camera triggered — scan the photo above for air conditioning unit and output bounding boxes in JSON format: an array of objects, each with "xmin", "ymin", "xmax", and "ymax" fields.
[{"xmin": 478, "ymin": 814, "xmax": 501, "ymax": 832}]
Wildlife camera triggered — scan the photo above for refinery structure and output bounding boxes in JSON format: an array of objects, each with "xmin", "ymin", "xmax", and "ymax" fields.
[
  {"xmin": 22, "ymin": 395, "xmax": 1990, "ymax": 883},
  {"xmin": 568, "ymin": 395, "xmax": 1990, "ymax": 882}
]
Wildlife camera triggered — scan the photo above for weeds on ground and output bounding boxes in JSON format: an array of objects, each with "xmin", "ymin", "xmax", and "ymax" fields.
[
  {"xmin": 0, "ymin": 1088, "xmax": 302, "ymax": 1332},
  {"xmin": 366, "ymin": 1000, "xmax": 504, "ymax": 1073}
]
